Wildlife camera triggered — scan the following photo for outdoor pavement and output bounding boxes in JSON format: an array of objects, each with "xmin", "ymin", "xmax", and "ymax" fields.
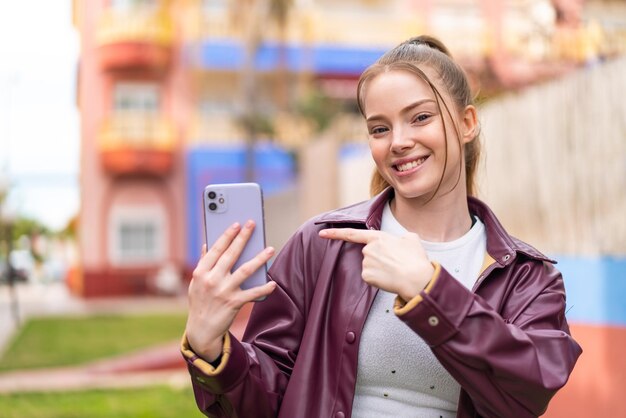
[{"xmin": 0, "ymin": 281, "xmax": 248, "ymax": 394}]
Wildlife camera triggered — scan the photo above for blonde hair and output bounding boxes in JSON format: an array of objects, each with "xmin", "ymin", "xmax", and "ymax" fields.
[{"xmin": 357, "ymin": 35, "xmax": 480, "ymax": 198}]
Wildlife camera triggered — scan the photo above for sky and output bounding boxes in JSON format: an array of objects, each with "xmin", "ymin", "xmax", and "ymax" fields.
[{"xmin": 0, "ymin": 0, "xmax": 79, "ymax": 231}]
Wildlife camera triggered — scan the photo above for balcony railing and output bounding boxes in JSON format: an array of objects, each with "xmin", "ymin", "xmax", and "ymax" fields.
[
  {"xmin": 98, "ymin": 113, "xmax": 176, "ymax": 176},
  {"xmin": 96, "ymin": 8, "xmax": 174, "ymax": 70},
  {"xmin": 96, "ymin": 8, "xmax": 174, "ymax": 46},
  {"xmin": 189, "ymin": 113, "xmax": 244, "ymax": 143}
]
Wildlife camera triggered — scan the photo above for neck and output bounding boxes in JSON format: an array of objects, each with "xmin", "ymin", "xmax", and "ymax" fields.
[{"xmin": 390, "ymin": 190, "xmax": 472, "ymax": 242}]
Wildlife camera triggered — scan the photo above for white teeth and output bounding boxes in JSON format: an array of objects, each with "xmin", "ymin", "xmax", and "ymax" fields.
[{"xmin": 396, "ymin": 157, "xmax": 426, "ymax": 172}]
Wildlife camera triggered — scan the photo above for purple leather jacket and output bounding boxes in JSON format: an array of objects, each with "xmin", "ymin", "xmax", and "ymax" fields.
[{"xmin": 182, "ymin": 189, "xmax": 582, "ymax": 418}]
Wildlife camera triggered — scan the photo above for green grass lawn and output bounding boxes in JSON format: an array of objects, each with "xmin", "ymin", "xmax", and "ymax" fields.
[
  {"xmin": 0, "ymin": 385, "xmax": 204, "ymax": 418},
  {"xmin": 0, "ymin": 313, "xmax": 187, "ymax": 372}
]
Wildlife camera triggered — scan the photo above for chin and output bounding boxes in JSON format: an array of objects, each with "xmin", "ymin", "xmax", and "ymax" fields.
[{"xmin": 389, "ymin": 183, "xmax": 434, "ymax": 201}]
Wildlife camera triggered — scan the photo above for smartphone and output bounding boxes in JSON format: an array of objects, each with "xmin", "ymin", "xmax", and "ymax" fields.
[{"xmin": 203, "ymin": 182, "xmax": 268, "ymax": 292}]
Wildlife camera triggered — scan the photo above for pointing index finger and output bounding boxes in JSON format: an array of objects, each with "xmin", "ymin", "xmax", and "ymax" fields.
[{"xmin": 319, "ymin": 228, "xmax": 380, "ymax": 244}]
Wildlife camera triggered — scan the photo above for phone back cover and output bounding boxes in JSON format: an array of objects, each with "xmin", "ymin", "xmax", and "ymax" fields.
[{"xmin": 203, "ymin": 183, "xmax": 267, "ymax": 290}]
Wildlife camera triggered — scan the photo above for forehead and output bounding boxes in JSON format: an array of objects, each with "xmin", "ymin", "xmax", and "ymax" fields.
[
  {"xmin": 361, "ymin": 69, "xmax": 442, "ymax": 113},
  {"xmin": 367, "ymin": 69, "xmax": 434, "ymax": 92}
]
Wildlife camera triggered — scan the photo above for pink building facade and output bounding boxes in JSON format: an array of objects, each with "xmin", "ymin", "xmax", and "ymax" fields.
[{"xmin": 73, "ymin": 0, "xmax": 189, "ymax": 296}]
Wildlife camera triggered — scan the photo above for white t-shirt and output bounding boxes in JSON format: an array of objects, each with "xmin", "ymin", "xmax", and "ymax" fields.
[{"xmin": 351, "ymin": 202, "xmax": 486, "ymax": 417}]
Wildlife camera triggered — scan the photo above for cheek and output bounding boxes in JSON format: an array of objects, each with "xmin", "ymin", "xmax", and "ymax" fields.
[
  {"xmin": 431, "ymin": 123, "xmax": 459, "ymax": 158},
  {"xmin": 368, "ymin": 141, "xmax": 387, "ymax": 164},
  {"xmin": 368, "ymin": 141, "xmax": 381, "ymax": 161},
  {"xmin": 444, "ymin": 132, "xmax": 463, "ymax": 161}
]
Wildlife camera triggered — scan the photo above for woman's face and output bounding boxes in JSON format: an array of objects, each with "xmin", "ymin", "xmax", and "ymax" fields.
[{"xmin": 361, "ymin": 69, "xmax": 474, "ymax": 203}]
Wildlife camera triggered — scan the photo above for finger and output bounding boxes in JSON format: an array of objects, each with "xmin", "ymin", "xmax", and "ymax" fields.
[
  {"xmin": 201, "ymin": 244, "xmax": 207, "ymax": 257},
  {"xmin": 231, "ymin": 246, "xmax": 275, "ymax": 288},
  {"xmin": 238, "ymin": 280, "xmax": 277, "ymax": 305},
  {"xmin": 318, "ymin": 228, "xmax": 381, "ymax": 244},
  {"xmin": 199, "ymin": 222, "xmax": 241, "ymax": 271},
  {"xmin": 214, "ymin": 220, "xmax": 257, "ymax": 273}
]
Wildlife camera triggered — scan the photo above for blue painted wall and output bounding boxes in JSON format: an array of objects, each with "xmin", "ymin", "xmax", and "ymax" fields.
[
  {"xmin": 198, "ymin": 40, "xmax": 387, "ymax": 74},
  {"xmin": 555, "ymin": 256, "xmax": 626, "ymax": 327},
  {"xmin": 185, "ymin": 143, "xmax": 296, "ymax": 268}
]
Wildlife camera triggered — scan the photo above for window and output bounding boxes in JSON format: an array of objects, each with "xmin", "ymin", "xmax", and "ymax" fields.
[
  {"xmin": 113, "ymin": 82, "xmax": 160, "ymax": 113},
  {"xmin": 111, "ymin": 0, "xmax": 158, "ymax": 11},
  {"xmin": 119, "ymin": 222, "xmax": 156, "ymax": 259},
  {"xmin": 109, "ymin": 206, "xmax": 165, "ymax": 265},
  {"xmin": 199, "ymin": 98, "xmax": 236, "ymax": 116},
  {"xmin": 202, "ymin": 0, "xmax": 227, "ymax": 12}
]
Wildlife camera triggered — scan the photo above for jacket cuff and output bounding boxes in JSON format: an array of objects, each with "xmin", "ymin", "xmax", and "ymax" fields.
[
  {"xmin": 395, "ymin": 266, "xmax": 474, "ymax": 347},
  {"xmin": 393, "ymin": 262, "xmax": 441, "ymax": 316},
  {"xmin": 181, "ymin": 332, "xmax": 231, "ymax": 376},
  {"xmin": 182, "ymin": 332, "xmax": 250, "ymax": 393}
]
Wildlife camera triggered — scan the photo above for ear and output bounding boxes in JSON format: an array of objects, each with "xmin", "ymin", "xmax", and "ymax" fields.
[{"xmin": 460, "ymin": 105, "xmax": 479, "ymax": 145}]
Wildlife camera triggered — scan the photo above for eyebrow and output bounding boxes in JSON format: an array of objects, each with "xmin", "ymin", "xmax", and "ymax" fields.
[{"xmin": 365, "ymin": 98, "xmax": 437, "ymax": 123}]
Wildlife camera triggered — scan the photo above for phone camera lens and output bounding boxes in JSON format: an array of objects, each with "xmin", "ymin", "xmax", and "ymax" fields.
[
  {"xmin": 209, "ymin": 202, "xmax": 218, "ymax": 211},
  {"xmin": 208, "ymin": 191, "xmax": 217, "ymax": 199}
]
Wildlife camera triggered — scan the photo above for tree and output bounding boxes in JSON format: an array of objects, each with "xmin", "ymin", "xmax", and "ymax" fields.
[{"xmin": 230, "ymin": 0, "xmax": 294, "ymax": 181}]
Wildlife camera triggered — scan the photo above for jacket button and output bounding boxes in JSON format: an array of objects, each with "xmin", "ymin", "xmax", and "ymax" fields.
[
  {"xmin": 335, "ymin": 412, "xmax": 345, "ymax": 418},
  {"xmin": 346, "ymin": 331, "xmax": 356, "ymax": 343},
  {"xmin": 428, "ymin": 316, "xmax": 439, "ymax": 326}
]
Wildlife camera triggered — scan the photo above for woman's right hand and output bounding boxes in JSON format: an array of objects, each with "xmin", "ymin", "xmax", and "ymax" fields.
[{"xmin": 185, "ymin": 220, "xmax": 277, "ymax": 362}]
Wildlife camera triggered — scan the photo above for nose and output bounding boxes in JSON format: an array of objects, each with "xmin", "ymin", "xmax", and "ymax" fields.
[{"xmin": 390, "ymin": 126, "xmax": 413, "ymax": 153}]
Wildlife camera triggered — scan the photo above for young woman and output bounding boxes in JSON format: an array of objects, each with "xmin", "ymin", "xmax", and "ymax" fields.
[{"xmin": 182, "ymin": 35, "xmax": 582, "ymax": 418}]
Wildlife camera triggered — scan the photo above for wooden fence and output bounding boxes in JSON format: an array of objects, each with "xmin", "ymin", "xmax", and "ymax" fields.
[{"xmin": 477, "ymin": 57, "xmax": 626, "ymax": 256}]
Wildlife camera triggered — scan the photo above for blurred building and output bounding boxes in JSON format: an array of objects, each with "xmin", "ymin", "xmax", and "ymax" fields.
[{"xmin": 71, "ymin": 0, "xmax": 622, "ymax": 297}]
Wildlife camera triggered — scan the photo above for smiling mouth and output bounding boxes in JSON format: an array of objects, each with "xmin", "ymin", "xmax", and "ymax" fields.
[{"xmin": 394, "ymin": 156, "xmax": 428, "ymax": 172}]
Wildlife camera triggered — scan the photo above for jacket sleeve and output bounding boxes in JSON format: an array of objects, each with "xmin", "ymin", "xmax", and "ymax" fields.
[
  {"xmin": 183, "ymin": 223, "xmax": 323, "ymax": 418},
  {"xmin": 395, "ymin": 259, "xmax": 582, "ymax": 418}
]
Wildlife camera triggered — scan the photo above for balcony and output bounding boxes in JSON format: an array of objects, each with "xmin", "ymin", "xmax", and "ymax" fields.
[
  {"xmin": 98, "ymin": 113, "xmax": 176, "ymax": 177},
  {"xmin": 96, "ymin": 8, "xmax": 174, "ymax": 71}
]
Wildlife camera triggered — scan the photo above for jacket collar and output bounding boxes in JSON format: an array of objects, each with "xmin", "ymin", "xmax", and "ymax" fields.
[
  {"xmin": 467, "ymin": 196, "xmax": 555, "ymax": 265},
  {"xmin": 315, "ymin": 187, "xmax": 392, "ymax": 230},
  {"xmin": 315, "ymin": 188, "xmax": 554, "ymax": 265}
]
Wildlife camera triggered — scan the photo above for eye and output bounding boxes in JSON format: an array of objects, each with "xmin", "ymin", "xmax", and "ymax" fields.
[
  {"xmin": 369, "ymin": 126, "xmax": 389, "ymax": 136},
  {"xmin": 412, "ymin": 113, "xmax": 432, "ymax": 123}
]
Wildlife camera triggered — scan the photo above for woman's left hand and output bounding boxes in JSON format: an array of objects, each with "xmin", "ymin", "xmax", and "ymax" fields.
[{"xmin": 319, "ymin": 228, "xmax": 434, "ymax": 301}]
